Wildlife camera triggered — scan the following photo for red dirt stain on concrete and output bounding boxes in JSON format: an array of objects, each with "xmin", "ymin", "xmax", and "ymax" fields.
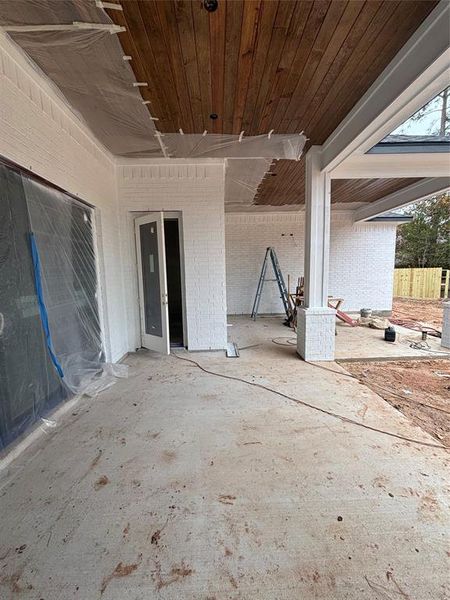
[
  {"xmin": 94, "ymin": 475, "xmax": 110, "ymax": 490},
  {"xmin": 100, "ymin": 554, "xmax": 142, "ymax": 595},
  {"xmin": 372, "ymin": 475, "xmax": 389, "ymax": 489},
  {"xmin": 162, "ymin": 450, "xmax": 177, "ymax": 463},
  {"xmin": 218, "ymin": 495, "xmax": 236, "ymax": 505},
  {"xmin": 90, "ymin": 450, "xmax": 103, "ymax": 469},
  {"xmin": 152, "ymin": 561, "xmax": 194, "ymax": 590},
  {"xmin": 418, "ymin": 491, "xmax": 441, "ymax": 521}
]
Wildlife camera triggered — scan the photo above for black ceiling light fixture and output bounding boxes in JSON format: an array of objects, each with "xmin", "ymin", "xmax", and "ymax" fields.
[
  {"xmin": 209, "ymin": 113, "xmax": 218, "ymax": 120},
  {"xmin": 204, "ymin": 0, "xmax": 218, "ymax": 13}
]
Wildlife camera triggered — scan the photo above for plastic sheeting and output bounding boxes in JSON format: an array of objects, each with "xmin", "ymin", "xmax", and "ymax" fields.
[
  {"xmin": 0, "ymin": 161, "xmax": 127, "ymax": 450},
  {"xmin": 160, "ymin": 133, "xmax": 306, "ymax": 160},
  {"xmin": 225, "ymin": 159, "xmax": 273, "ymax": 209},
  {"xmin": 0, "ymin": 0, "xmax": 162, "ymax": 157}
]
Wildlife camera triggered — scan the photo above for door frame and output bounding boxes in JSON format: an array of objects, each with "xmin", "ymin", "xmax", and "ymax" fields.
[
  {"xmin": 162, "ymin": 211, "xmax": 187, "ymax": 349},
  {"xmin": 134, "ymin": 211, "xmax": 187, "ymax": 353},
  {"xmin": 135, "ymin": 212, "xmax": 170, "ymax": 354}
]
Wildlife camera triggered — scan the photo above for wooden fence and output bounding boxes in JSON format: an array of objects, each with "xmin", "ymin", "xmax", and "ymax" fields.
[{"xmin": 393, "ymin": 267, "xmax": 449, "ymax": 299}]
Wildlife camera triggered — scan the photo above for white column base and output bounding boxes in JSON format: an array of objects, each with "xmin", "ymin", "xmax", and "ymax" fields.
[
  {"xmin": 442, "ymin": 302, "xmax": 450, "ymax": 349},
  {"xmin": 297, "ymin": 307, "xmax": 336, "ymax": 361}
]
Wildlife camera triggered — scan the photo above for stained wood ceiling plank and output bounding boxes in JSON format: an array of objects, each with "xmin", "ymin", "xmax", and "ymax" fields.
[
  {"xmin": 222, "ymin": 0, "xmax": 244, "ymax": 133},
  {"xmin": 311, "ymin": 1, "xmax": 435, "ymax": 142},
  {"xmin": 232, "ymin": 0, "xmax": 262, "ymax": 132},
  {"xmin": 303, "ymin": 0, "xmax": 400, "ymax": 142},
  {"xmin": 107, "ymin": 0, "xmax": 438, "ymax": 145},
  {"xmin": 256, "ymin": 159, "xmax": 305, "ymax": 205},
  {"xmin": 336, "ymin": 0, "xmax": 439, "ymax": 121},
  {"xmin": 295, "ymin": 0, "xmax": 383, "ymax": 136},
  {"xmin": 150, "ymin": 0, "xmax": 195, "ymax": 132},
  {"xmin": 332, "ymin": 178, "xmax": 422, "ymax": 204},
  {"xmin": 258, "ymin": 1, "xmax": 314, "ymax": 133},
  {"xmin": 171, "ymin": 0, "xmax": 204, "ymax": 132},
  {"xmin": 132, "ymin": 0, "xmax": 185, "ymax": 130},
  {"xmin": 267, "ymin": 1, "xmax": 331, "ymax": 133},
  {"xmin": 240, "ymin": 0, "xmax": 280, "ymax": 133},
  {"xmin": 208, "ymin": 0, "xmax": 226, "ymax": 133},
  {"xmin": 248, "ymin": 0, "xmax": 297, "ymax": 134},
  {"xmin": 113, "ymin": 4, "xmax": 171, "ymax": 127},
  {"xmin": 192, "ymin": 2, "xmax": 212, "ymax": 131},
  {"xmin": 256, "ymin": 159, "xmax": 422, "ymax": 206},
  {"xmin": 282, "ymin": 0, "xmax": 365, "ymax": 133}
]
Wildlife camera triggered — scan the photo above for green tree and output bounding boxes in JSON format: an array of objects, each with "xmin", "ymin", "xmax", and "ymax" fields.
[{"xmin": 396, "ymin": 193, "xmax": 450, "ymax": 269}]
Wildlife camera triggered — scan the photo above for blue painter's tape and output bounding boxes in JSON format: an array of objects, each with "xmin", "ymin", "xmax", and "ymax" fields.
[{"xmin": 30, "ymin": 233, "xmax": 64, "ymax": 378}]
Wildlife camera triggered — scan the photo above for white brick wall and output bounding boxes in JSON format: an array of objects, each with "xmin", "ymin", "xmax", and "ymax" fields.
[
  {"xmin": 297, "ymin": 307, "xmax": 336, "ymax": 361},
  {"xmin": 0, "ymin": 33, "xmax": 126, "ymax": 362},
  {"xmin": 117, "ymin": 161, "xmax": 227, "ymax": 351},
  {"xmin": 225, "ymin": 211, "xmax": 397, "ymax": 314}
]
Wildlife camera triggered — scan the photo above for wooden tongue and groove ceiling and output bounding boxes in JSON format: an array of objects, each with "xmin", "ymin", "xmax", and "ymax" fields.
[
  {"xmin": 108, "ymin": 0, "xmax": 436, "ymax": 205},
  {"xmin": 255, "ymin": 157, "xmax": 423, "ymax": 206}
]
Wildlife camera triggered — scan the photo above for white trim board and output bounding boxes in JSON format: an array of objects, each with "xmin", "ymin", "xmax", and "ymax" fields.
[
  {"xmin": 354, "ymin": 177, "xmax": 450, "ymax": 222},
  {"xmin": 331, "ymin": 152, "xmax": 450, "ymax": 179}
]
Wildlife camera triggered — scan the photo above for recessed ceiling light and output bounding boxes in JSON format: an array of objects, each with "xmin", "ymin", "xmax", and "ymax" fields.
[{"xmin": 204, "ymin": 0, "xmax": 218, "ymax": 13}]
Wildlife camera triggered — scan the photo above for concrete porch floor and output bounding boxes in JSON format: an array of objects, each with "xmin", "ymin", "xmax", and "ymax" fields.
[
  {"xmin": 229, "ymin": 315, "xmax": 450, "ymax": 361},
  {"xmin": 1, "ymin": 321, "xmax": 449, "ymax": 599}
]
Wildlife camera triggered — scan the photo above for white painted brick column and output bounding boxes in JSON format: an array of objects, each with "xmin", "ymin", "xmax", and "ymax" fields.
[
  {"xmin": 297, "ymin": 146, "xmax": 335, "ymax": 361},
  {"xmin": 442, "ymin": 302, "xmax": 450, "ymax": 349}
]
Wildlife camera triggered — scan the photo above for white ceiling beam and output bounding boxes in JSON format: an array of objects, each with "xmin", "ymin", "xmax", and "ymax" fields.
[
  {"xmin": 332, "ymin": 153, "xmax": 450, "ymax": 179},
  {"xmin": 353, "ymin": 177, "xmax": 450, "ymax": 222},
  {"xmin": 322, "ymin": 1, "xmax": 450, "ymax": 173}
]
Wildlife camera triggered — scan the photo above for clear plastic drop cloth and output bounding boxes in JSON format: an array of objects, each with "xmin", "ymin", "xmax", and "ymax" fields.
[
  {"xmin": 0, "ymin": 0, "xmax": 112, "ymax": 26},
  {"xmin": 162, "ymin": 133, "xmax": 306, "ymax": 160},
  {"xmin": 0, "ymin": 0, "xmax": 161, "ymax": 157},
  {"xmin": 0, "ymin": 161, "xmax": 127, "ymax": 450},
  {"xmin": 0, "ymin": 163, "xmax": 70, "ymax": 449},
  {"xmin": 225, "ymin": 158, "xmax": 273, "ymax": 208},
  {"xmin": 5, "ymin": 29, "xmax": 162, "ymax": 157},
  {"xmin": 23, "ymin": 175, "xmax": 128, "ymax": 396}
]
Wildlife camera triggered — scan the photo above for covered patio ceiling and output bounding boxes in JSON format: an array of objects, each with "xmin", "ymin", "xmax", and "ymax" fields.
[
  {"xmin": 107, "ymin": 0, "xmax": 440, "ymax": 206},
  {"xmin": 109, "ymin": 0, "xmax": 437, "ymax": 140},
  {"xmin": 0, "ymin": 0, "xmax": 446, "ymax": 208}
]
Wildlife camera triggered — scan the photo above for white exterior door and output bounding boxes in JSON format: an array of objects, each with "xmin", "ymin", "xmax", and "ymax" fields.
[{"xmin": 135, "ymin": 213, "xmax": 170, "ymax": 354}]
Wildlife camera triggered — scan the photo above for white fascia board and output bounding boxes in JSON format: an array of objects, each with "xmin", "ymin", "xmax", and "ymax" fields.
[
  {"xmin": 354, "ymin": 177, "xmax": 450, "ymax": 222},
  {"xmin": 322, "ymin": 1, "xmax": 450, "ymax": 173},
  {"xmin": 331, "ymin": 152, "xmax": 450, "ymax": 179}
]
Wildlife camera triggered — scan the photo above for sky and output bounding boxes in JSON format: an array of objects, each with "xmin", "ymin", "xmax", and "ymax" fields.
[{"xmin": 391, "ymin": 87, "xmax": 449, "ymax": 137}]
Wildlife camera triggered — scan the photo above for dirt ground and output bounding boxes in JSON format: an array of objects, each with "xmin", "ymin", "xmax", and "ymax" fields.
[
  {"xmin": 344, "ymin": 298, "xmax": 449, "ymax": 446},
  {"xmin": 344, "ymin": 359, "xmax": 450, "ymax": 446},
  {"xmin": 392, "ymin": 297, "xmax": 445, "ymax": 329}
]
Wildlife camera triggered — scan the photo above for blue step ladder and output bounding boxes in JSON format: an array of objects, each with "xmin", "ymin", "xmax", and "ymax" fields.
[{"xmin": 251, "ymin": 247, "xmax": 290, "ymax": 320}]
